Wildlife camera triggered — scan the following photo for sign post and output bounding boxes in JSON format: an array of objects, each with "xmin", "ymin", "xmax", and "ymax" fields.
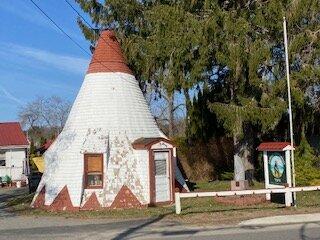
[{"xmin": 283, "ymin": 17, "xmax": 296, "ymax": 206}]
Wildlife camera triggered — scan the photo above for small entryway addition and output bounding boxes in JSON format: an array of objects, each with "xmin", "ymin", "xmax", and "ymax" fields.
[{"xmin": 132, "ymin": 137, "xmax": 178, "ymax": 205}]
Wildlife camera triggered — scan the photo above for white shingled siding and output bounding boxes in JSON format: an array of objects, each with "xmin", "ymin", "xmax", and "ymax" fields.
[
  {"xmin": 0, "ymin": 149, "xmax": 27, "ymax": 181},
  {"xmin": 35, "ymin": 72, "xmax": 164, "ymax": 207},
  {"xmin": 81, "ymin": 148, "xmax": 150, "ymax": 207},
  {"xmin": 134, "ymin": 150, "xmax": 150, "ymax": 203}
]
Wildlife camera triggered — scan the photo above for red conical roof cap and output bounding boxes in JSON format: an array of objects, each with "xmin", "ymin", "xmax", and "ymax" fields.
[{"xmin": 87, "ymin": 30, "xmax": 132, "ymax": 75}]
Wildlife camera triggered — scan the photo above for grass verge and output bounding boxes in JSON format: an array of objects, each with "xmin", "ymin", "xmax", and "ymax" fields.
[{"xmin": 7, "ymin": 181, "xmax": 320, "ymax": 225}]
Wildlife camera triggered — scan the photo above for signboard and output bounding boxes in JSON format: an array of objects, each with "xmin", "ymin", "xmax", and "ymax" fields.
[{"xmin": 267, "ymin": 151, "xmax": 287, "ymax": 185}]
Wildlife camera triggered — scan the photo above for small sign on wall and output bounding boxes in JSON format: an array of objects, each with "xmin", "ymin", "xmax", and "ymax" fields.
[{"xmin": 267, "ymin": 152, "xmax": 287, "ymax": 185}]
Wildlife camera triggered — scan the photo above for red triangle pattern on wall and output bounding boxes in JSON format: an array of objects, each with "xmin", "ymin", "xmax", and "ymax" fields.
[
  {"xmin": 110, "ymin": 185, "xmax": 142, "ymax": 209},
  {"xmin": 81, "ymin": 192, "xmax": 101, "ymax": 210},
  {"xmin": 49, "ymin": 186, "xmax": 78, "ymax": 211},
  {"xmin": 32, "ymin": 186, "xmax": 45, "ymax": 208}
]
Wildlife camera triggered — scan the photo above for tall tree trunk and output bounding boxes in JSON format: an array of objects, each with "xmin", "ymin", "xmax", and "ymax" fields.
[{"xmin": 168, "ymin": 93, "xmax": 174, "ymax": 138}]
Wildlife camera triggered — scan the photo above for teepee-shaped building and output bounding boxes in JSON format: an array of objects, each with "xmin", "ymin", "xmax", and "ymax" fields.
[{"xmin": 32, "ymin": 30, "xmax": 188, "ymax": 211}]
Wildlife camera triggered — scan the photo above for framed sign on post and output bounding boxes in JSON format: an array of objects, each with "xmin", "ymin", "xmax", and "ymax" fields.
[
  {"xmin": 268, "ymin": 152, "xmax": 287, "ymax": 185},
  {"xmin": 257, "ymin": 142, "xmax": 294, "ymax": 207}
]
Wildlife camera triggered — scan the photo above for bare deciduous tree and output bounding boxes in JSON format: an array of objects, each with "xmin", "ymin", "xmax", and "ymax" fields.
[
  {"xmin": 145, "ymin": 85, "xmax": 186, "ymax": 137},
  {"xmin": 19, "ymin": 96, "xmax": 71, "ymax": 133}
]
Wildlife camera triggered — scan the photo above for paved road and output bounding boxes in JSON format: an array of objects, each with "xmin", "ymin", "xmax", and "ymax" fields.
[
  {"xmin": 1, "ymin": 188, "xmax": 320, "ymax": 239},
  {"xmin": 0, "ymin": 217, "xmax": 319, "ymax": 240}
]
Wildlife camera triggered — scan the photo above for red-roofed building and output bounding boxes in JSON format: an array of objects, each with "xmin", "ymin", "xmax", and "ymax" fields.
[{"xmin": 0, "ymin": 122, "xmax": 30, "ymax": 183}]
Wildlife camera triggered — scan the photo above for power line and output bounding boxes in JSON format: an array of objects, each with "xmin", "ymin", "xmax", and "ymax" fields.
[
  {"xmin": 29, "ymin": 0, "xmax": 91, "ymax": 57},
  {"xmin": 64, "ymin": 0, "xmax": 123, "ymax": 57},
  {"xmin": 64, "ymin": 0, "xmax": 96, "ymax": 32},
  {"xmin": 28, "ymin": 0, "xmax": 131, "ymax": 80}
]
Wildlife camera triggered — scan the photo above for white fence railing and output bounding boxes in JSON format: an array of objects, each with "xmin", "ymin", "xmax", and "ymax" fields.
[{"xmin": 175, "ymin": 186, "xmax": 320, "ymax": 214}]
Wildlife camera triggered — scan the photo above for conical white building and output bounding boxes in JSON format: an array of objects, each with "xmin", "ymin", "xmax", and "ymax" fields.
[{"xmin": 32, "ymin": 30, "xmax": 188, "ymax": 211}]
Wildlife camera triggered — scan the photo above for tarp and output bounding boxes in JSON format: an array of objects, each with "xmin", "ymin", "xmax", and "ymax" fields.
[{"xmin": 32, "ymin": 157, "xmax": 45, "ymax": 173}]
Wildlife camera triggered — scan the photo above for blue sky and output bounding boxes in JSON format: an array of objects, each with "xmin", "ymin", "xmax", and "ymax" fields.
[{"xmin": 0, "ymin": 0, "xmax": 91, "ymax": 121}]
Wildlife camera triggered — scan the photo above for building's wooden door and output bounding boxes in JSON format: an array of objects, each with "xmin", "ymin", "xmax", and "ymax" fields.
[{"xmin": 154, "ymin": 151, "xmax": 171, "ymax": 202}]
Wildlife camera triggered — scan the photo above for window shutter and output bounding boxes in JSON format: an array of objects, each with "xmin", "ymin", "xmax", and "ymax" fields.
[{"xmin": 87, "ymin": 155, "xmax": 103, "ymax": 172}]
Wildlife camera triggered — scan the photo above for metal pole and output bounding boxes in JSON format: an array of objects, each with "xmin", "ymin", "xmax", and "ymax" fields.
[{"xmin": 283, "ymin": 17, "xmax": 296, "ymax": 206}]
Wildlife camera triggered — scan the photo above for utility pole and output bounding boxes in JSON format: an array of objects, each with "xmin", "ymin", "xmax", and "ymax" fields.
[{"xmin": 283, "ymin": 17, "xmax": 296, "ymax": 206}]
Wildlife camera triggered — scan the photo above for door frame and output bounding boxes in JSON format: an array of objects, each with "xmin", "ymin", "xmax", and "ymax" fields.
[{"xmin": 149, "ymin": 148, "xmax": 175, "ymax": 205}]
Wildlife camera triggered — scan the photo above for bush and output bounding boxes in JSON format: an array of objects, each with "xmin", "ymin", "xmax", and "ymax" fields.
[
  {"xmin": 3, "ymin": 175, "xmax": 12, "ymax": 184},
  {"xmin": 295, "ymin": 138, "xmax": 320, "ymax": 186}
]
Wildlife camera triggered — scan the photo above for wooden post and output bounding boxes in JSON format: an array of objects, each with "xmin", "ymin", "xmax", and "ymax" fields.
[
  {"xmin": 285, "ymin": 187, "xmax": 292, "ymax": 207},
  {"xmin": 263, "ymin": 151, "xmax": 271, "ymax": 201},
  {"xmin": 175, "ymin": 192, "xmax": 181, "ymax": 214}
]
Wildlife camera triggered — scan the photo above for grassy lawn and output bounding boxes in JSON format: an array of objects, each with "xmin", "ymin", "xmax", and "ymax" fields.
[
  {"xmin": 194, "ymin": 180, "xmax": 265, "ymax": 191},
  {"xmin": 7, "ymin": 181, "xmax": 320, "ymax": 225}
]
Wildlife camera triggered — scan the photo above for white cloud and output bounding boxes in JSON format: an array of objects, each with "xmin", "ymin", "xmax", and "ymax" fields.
[
  {"xmin": 0, "ymin": 1, "xmax": 56, "ymax": 31},
  {"xmin": 0, "ymin": 43, "xmax": 89, "ymax": 74},
  {"xmin": 0, "ymin": 0, "xmax": 85, "ymax": 41},
  {"xmin": 0, "ymin": 84, "xmax": 23, "ymax": 105}
]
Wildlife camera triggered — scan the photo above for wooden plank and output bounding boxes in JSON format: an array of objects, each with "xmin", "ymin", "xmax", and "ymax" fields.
[
  {"xmin": 178, "ymin": 186, "xmax": 320, "ymax": 198},
  {"xmin": 175, "ymin": 186, "xmax": 320, "ymax": 214}
]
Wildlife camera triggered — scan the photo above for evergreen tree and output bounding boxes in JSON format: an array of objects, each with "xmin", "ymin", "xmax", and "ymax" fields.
[
  {"xmin": 75, "ymin": 1, "xmax": 210, "ymax": 137},
  {"xmin": 75, "ymin": 0, "xmax": 320, "ymax": 181},
  {"xmin": 204, "ymin": 0, "xmax": 320, "ymax": 181}
]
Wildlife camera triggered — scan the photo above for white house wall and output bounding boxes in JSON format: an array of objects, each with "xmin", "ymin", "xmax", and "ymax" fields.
[
  {"xmin": 0, "ymin": 149, "xmax": 27, "ymax": 181},
  {"xmin": 5, "ymin": 149, "xmax": 25, "ymax": 168}
]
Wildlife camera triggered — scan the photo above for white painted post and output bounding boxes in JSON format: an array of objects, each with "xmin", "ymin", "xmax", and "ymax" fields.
[
  {"xmin": 175, "ymin": 192, "xmax": 181, "ymax": 214},
  {"xmin": 263, "ymin": 151, "xmax": 271, "ymax": 201},
  {"xmin": 285, "ymin": 188, "xmax": 292, "ymax": 207},
  {"xmin": 285, "ymin": 150, "xmax": 293, "ymax": 206}
]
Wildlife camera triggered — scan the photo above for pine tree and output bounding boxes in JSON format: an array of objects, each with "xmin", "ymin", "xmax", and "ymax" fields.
[
  {"xmin": 75, "ymin": 0, "xmax": 320, "ymax": 180},
  {"xmin": 205, "ymin": 0, "xmax": 320, "ymax": 181}
]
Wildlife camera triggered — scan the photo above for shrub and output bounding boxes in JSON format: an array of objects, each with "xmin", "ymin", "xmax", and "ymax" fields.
[
  {"xmin": 295, "ymin": 138, "xmax": 320, "ymax": 186},
  {"xmin": 3, "ymin": 175, "xmax": 12, "ymax": 184},
  {"xmin": 220, "ymin": 171, "xmax": 234, "ymax": 180}
]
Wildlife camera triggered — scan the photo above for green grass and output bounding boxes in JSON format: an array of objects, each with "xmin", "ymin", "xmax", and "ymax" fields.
[
  {"xmin": 194, "ymin": 180, "xmax": 265, "ymax": 191},
  {"xmin": 23, "ymin": 206, "xmax": 176, "ymax": 219},
  {"xmin": 7, "ymin": 182, "xmax": 320, "ymax": 225}
]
